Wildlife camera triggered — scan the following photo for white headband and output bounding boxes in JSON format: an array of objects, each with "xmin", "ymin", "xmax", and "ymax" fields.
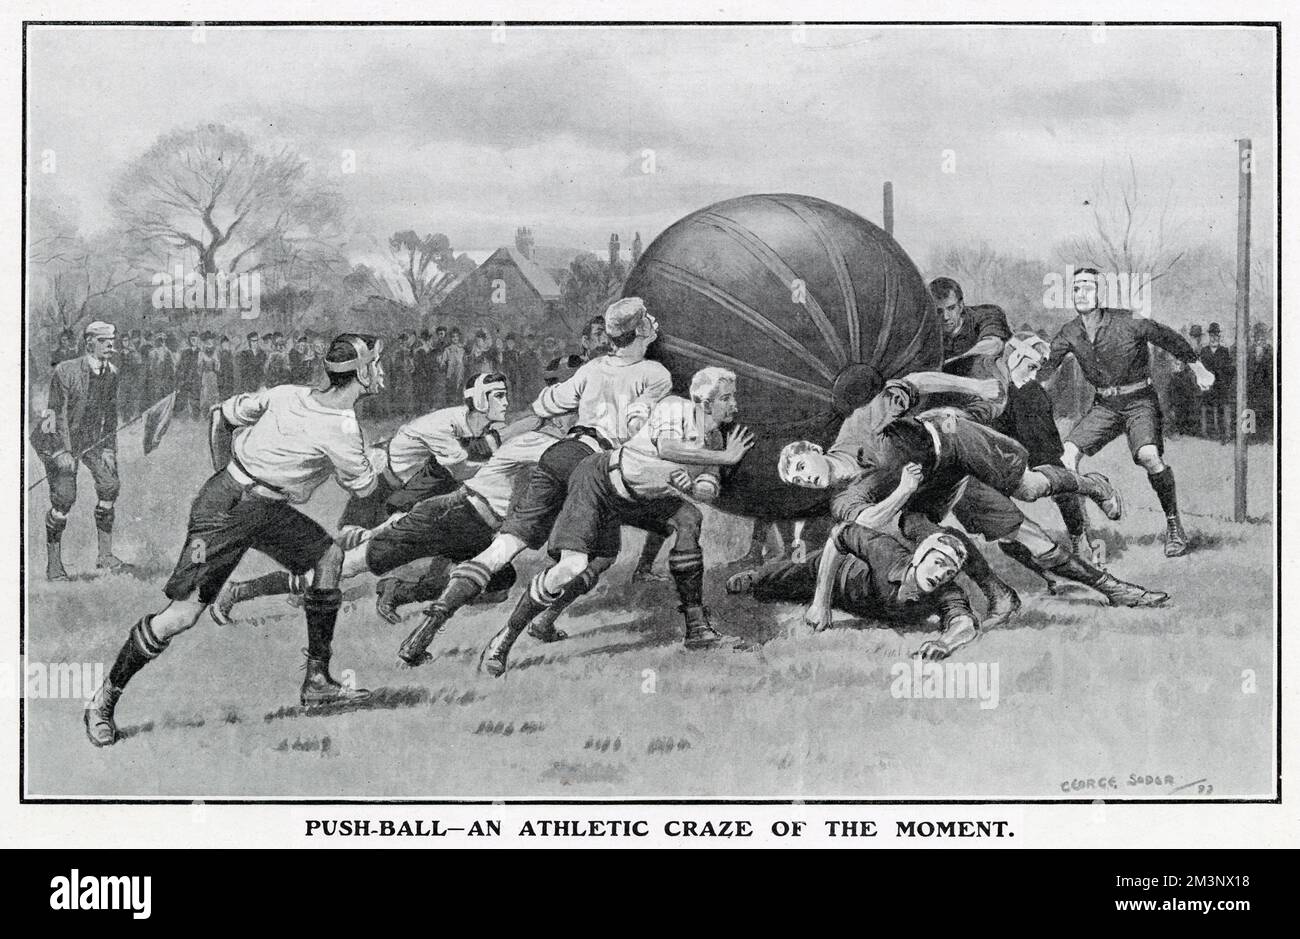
[
  {"xmin": 324, "ymin": 337, "xmax": 382, "ymax": 373},
  {"xmin": 464, "ymin": 373, "xmax": 507, "ymax": 412}
]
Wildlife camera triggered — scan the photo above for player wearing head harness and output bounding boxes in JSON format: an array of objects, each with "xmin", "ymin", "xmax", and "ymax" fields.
[
  {"xmin": 33, "ymin": 321, "xmax": 126, "ymax": 579},
  {"xmin": 82, "ymin": 334, "xmax": 386, "ymax": 748},
  {"xmin": 727, "ymin": 489, "xmax": 980, "ymax": 660},
  {"xmin": 1037, "ymin": 267, "xmax": 1214, "ymax": 557},
  {"xmin": 392, "ymin": 297, "xmax": 674, "ymax": 664},
  {"xmin": 209, "ymin": 372, "xmax": 512, "ymax": 624}
]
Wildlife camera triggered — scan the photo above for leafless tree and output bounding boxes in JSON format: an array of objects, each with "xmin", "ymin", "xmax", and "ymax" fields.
[
  {"xmin": 111, "ymin": 123, "xmax": 343, "ymax": 278},
  {"xmin": 29, "ymin": 194, "xmax": 136, "ymax": 336},
  {"xmin": 1057, "ymin": 157, "xmax": 1186, "ymax": 285}
]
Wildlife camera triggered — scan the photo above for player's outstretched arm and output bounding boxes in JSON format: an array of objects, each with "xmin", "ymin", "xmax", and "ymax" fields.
[{"xmin": 902, "ymin": 371, "xmax": 1001, "ymax": 400}]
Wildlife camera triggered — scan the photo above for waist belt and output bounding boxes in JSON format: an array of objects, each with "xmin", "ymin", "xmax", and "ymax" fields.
[
  {"xmin": 226, "ymin": 459, "xmax": 289, "ymax": 501},
  {"xmin": 567, "ymin": 425, "xmax": 616, "ymax": 454},
  {"xmin": 462, "ymin": 488, "xmax": 502, "ymax": 530},
  {"xmin": 1097, "ymin": 377, "xmax": 1152, "ymax": 398},
  {"xmin": 607, "ymin": 450, "xmax": 638, "ymax": 502}
]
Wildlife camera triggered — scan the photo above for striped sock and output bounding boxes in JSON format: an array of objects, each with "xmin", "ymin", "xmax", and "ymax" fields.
[
  {"xmin": 434, "ymin": 560, "xmax": 493, "ymax": 615},
  {"xmin": 668, "ymin": 550, "xmax": 705, "ymax": 608},
  {"xmin": 505, "ymin": 573, "xmax": 564, "ymax": 633},
  {"xmin": 108, "ymin": 615, "xmax": 170, "ymax": 689}
]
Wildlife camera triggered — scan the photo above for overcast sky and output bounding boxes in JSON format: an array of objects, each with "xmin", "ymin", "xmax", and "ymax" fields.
[{"xmin": 27, "ymin": 23, "xmax": 1276, "ymax": 264}]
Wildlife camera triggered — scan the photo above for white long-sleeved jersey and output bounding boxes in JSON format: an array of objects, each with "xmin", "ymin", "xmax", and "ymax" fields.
[
  {"xmin": 531, "ymin": 354, "xmax": 671, "ymax": 448},
  {"xmin": 220, "ymin": 385, "xmax": 379, "ymax": 503},
  {"xmin": 387, "ymin": 405, "xmax": 490, "ymax": 484}
]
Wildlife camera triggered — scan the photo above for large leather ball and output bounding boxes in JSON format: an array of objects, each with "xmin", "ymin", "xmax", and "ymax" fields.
[{"xmin": 623, "ymin": 193, "xmax": 941, "ymax": 519}]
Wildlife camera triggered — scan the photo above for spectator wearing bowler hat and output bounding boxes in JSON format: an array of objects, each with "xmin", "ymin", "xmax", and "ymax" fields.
[{"xmin": 1199, "ymin": 322, "xmax": 1235, "ymax": 442}]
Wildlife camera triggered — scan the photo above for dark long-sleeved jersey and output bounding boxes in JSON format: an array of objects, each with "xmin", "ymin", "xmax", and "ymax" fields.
[{"xmin": 1039, "ymin": 308, "xmax": 1196, "ymax": 390}]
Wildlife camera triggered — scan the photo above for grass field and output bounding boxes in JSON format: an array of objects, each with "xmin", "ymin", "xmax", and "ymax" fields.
[{"xmin": 22, "ymin": 417, "xmax": 1277, "ymax": 800}]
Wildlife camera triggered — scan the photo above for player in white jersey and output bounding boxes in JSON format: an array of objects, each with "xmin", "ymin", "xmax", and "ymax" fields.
[
  {"xmin": 83, "ymin": 335, "xmax": 386, "ymax": 747},
  {"xmin": 471, "ymin": 367, "xmax": 756, "ymax": 677},
  {"xmin": 394, "ymin": 297, "xmax": 673, "ymax": 666},
  {"xmin": 209, "ymin": 372, "xmax": 510, "ymax": 623}
]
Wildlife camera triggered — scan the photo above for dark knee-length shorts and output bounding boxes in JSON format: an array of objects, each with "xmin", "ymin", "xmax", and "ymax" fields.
[{"xmin": 164, "ymin": 471, "xmax": 332, "ymax": 604}]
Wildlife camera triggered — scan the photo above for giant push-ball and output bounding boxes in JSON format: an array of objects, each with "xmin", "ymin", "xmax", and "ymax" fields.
[{"xmin": 622, "ymin": 193, "xmax": 942, "ymax": 519}]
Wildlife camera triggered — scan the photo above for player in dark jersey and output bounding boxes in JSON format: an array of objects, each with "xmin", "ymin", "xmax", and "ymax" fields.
[{"xmin": 1038, "ymin": 268, "xmax": 1215, "ymax": 557}]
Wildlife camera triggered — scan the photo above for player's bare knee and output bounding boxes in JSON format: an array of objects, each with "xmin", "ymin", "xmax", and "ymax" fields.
[
  {"xmin": 152, "ymin": 599, "xmax": 207, "ymax": 640},
  {"xmin": 1135, "ymin": 445, "xmax": 1164, "ymax": 474},
  {"xmin": 481, "ymin": 534, "xmax": 523, "ymax": 568},
  {"xmin": 1061, "ymin": 442, "xmax": 1082, "ymax": 470}
]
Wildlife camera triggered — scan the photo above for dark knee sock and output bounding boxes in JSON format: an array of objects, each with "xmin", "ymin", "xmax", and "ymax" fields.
[
  {"xmin": 431, "ymin": 560, "xmax": 494, "ymax": 613},
  {"xmin": 505, "ymin": 573, "xmax": 563, "ymax": 633},
  {"xmin": 45, "ymin": 509, "xmax": 67, "ymax": 544},
  {"xmin": 108, "ymin": 615, "xmax": 170, "ymax": 689},
  {"xmin": 1148, "ymin": 467, "xmax": 1179, "ymax": 517},
  {"xmin": 999, "ymin": 541, "xmax": 1053, "ymax": 581},
  {"xmin": 1032, "ymin": 463, "xmax": 1083, "ymax": 496},
  {"xmin": 636, "ymin": 533, "xmax": 668, "ymax": 571},
  {"xmin": 1053, "ymin": 494, "xmax": 1087, "ymax": 537},
  {"xmin": 241, "ymin": 571, "xmax": 296, "ymax": 598},
  {"xmin": 668, "ymin": 549, "xmax": 705, "ymax": 608},
  {"xmin": 303, "ymin": 587, "xmax": 342, "ymax": 660}
]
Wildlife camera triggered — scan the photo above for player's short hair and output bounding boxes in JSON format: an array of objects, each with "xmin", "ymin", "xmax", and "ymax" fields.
[
  {"xmin": 1073, "ymin": 266, "xmax": 1101, "ymax": 279},
  {"xmin": 928, "ymin": 277, "xmax": 963, "ymax": 305},
  {"xmin": 325, "ymin": 333, "xmax": 380, "ymax": 388},
  {"xmin": 777, "ymin": 440, "xmax": 822, "ymax": 483},
  {"xmin": 543, "ymin": 354, "xmax": 585, "ymax": 385},
  {"xmin": 690, "ymin": 367, "xmax": 737, "ymax": 405}
]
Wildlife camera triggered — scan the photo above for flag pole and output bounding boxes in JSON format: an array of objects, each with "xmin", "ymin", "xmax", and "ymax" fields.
[{"xmin": 26, "ymin": 391, "xmax": 176, "ymax": 492}]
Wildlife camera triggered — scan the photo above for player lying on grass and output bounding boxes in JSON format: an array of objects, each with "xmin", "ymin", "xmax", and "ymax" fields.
[
  {"xmin": 393, "ymin": 297, "xmax": 673, "ymax": 655},
  {"xmin": 83, "ymin": 335, "xmax": 386, "ymax": 748},
  {"xmin": 209, "ymin": 371, "xmax": 512, "ymax": 624},
  {"xmin": 727, "ymin": 463, "xmax": 980, "ymax": 660},
  {"xmin": 455, "ymin": 366, "xmax": 756, "ymax": 678}
]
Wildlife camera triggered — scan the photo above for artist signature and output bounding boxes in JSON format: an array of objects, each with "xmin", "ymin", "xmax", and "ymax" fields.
[{"xmin": 1058, "ymin": 774, "xmax": 1214, "ymax": 796}]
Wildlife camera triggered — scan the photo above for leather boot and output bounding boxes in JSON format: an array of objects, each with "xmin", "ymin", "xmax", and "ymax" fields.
[
  {"xmin": 1045, "ymin": 553, "xmax": 1169, "ymax": 608},
  {"xmin": 83, "ymin": 681, "xmax": 123, "ymax": 747},
  {"xmin": 681, "ymin": 605, "xmax": 744, "ymax": 650},
  {"xmin": 527, "ymin": 604, "xmax": 569, "ymax": 643},
  {"xmin": 478, "ymin": 623, "xmax": 525, "ymax": 677},
  {"xmin": 46, "ymin": 539, "xmax": 69, "ymax": 582},
  {"xmin": 397, "ymin": 606, "xmax": 450, "ymax": 666},
  {"xmin": 1164, "ymin": 514, "xmax": 1189, "ymax": 558},
  {"xmin": 45, "ymin": 511, "xmax": 69, "ymax": 581},
  {"xmin": 300, "ymin": 651, "xmax": 372, "ymax": 706}
]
